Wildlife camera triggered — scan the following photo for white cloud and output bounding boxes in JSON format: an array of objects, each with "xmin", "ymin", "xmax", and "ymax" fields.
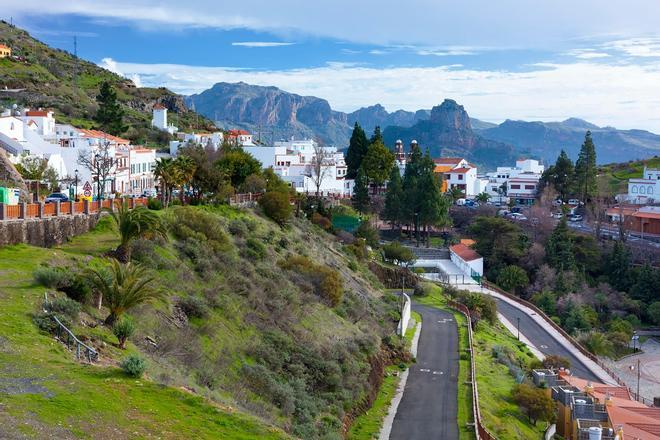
[
  {"xmin": 8, "ymin": 0, "xmax": 660, "ymax": 48},
  {"xmin": 565, "ymin": 49, "xmax": 611, "ymax": 59},
  {"xmin": 98, "ymin": 58, "xmax": 660, "ymax": 132},
  {"xmin": 231, "ymin": 41, "xmax": 294, "ymax": 47},
  {"xmin": 603, "ymin": 37, "xmax": 660, "ymax": 57}
]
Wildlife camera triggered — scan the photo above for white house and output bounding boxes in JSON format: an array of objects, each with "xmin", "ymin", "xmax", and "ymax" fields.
[
  {"xmin": 151, "ymin": 104, "xmax": 177, "ymax": 135},
  {"xmin": 446, "ymin": 166, "xmax": 480, "ymax": 197},
  {"xmin": 485, "ymin": 159, "xmax": 544, "ymax": 203},
  {"xmin": 170, "ymin": 131, "xmax": 224, "ymax": 156},
  {"xmin": 507, "ymin": 177, "xmax": 541, "ymax": 205},
  {"xmin": 449, "ymin": 243, "xmax": 483, "ymax": 277},
  {"xmin": 20, "ymin": 109, "xmax": 56, "ymax": 138},
  {"xmin": 227, "ymin": 130, "xmax": 255, "ymax": 146},
  {"xmin": 626, "ymin": 167, "xmax": 659, "ymax": 204}
]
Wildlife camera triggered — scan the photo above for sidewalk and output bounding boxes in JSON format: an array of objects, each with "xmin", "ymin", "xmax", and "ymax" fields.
[{"xmin": 462, "ymin": 284, "xmax": 618, "ymax": 386}]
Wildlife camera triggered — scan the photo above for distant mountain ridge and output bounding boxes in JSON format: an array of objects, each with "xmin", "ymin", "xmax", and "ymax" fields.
[{"xmin": 187, "ymin": 81, "xmax": 660, "ymax": 167}]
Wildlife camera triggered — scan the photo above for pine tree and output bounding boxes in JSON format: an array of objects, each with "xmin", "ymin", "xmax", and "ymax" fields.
[
  {"xmin": 574, "ymin": 131, "xmax": 597, "ymax": 201},
  {"xmin": 361, "ymin": 139, "xmax": 395, "ymax": 186},
  {"xmin": 95, "ymin": 81, "xmax": 126, "ymax": 136},
  {"xmin": 346, "ymin": 123, "xmax": 369, "ymax": 179},
  {"xmin": 383, "ymin": 164, "xmax": 403, "ymax": 229},
  {"xmin": 546, "ymin": 217, "xmax": 575, "ymax": 270},
  {"xmin": 370, "ymin": 126, "xmax": 383, "ymax": 144},
  {"xmin": 351, "ymin": 167, "xmax": 370, "ymax": 214},
  {"xmin": 605, "ymin": 240, "xmax": 632, "ymax": 291},
  {"xmin": 402, "ymin": 142, "xmax": 423, "ymax": 234}
]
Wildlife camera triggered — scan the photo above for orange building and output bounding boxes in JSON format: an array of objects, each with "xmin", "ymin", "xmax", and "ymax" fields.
[{"xmin": 0, "ymin": 44, "xmax": 11, "ymax": 58}]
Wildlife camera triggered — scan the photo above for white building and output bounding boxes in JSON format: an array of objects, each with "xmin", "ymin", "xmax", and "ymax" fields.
[
  {"xmin": 227, "ymin": 130, "xmax": 255, "ymax": 146},
  {"xmin": 170, "ymin": 131, "xmax": 224, "ymax": 156},
  {"xmin": 449, "ymin": 243, "xmax": 483, "ymax": 277},
  {"xmin": 626, "ymin": 167, "xmax": 659, "ymax": 204},
  {"xmin": 151, "ymin": 104, "xmax": 177, "ymax": 135},
  {"xmin": 20, "ymin": 109, "xmax": 56, "ymax": 138},
  {"xmin": 485, "ymin": 159, "xmax": 544, "ymax": 204}
]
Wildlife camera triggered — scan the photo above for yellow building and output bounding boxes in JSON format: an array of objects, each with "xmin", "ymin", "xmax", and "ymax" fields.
[{"xmin": 0, "ymin": 44, "xmax": 11, "ymax": 58}]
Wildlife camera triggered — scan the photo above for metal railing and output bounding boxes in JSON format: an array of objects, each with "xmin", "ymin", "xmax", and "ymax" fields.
[
  {"xmin": 43, "ymin": 293, "xmax": 99, "ymax": 363},
  {"xmin": 482, "ymin": 281, "xmax": 653, "ymax": 406}
]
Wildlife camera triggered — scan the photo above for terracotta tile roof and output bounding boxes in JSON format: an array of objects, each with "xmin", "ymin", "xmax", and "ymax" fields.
[
  {"xmin": 450, "ymin": 243, "xmax": 481, "ymax": 262},
  {"xmin": 227, "ymin": 129, "xmax": 251, "ymax": 136},
  {"xmin": 434, "ymin": 165, "xmax": 454, "ymax": 173},
  {"xmin": 152, "ymin": 103, "xmax": 167, "ymax": 110},
  {"xmin": 0, "ymin": 44, "xmax": 9, "ymax": 49},
  {"xmin": 79, "ymin": 129, "xmax": 130, "ymax": 144},
  {"xmin": 450, "ymin": 167, "xmax": 473, "ymax": 174},
  {"xmin": 25, "ymin": 110, "xmax": 50, "ymax": 117},
  {"xmin": 632, "ymin": 211, "xmax": 660, "ymax": 220},
  {"xmin": 460, "ymin": 238, "xmax": 476, "ymax": 246},
  {"xmin": 434, "ymin": 157, "xmax": 464, "ymax": 164}
]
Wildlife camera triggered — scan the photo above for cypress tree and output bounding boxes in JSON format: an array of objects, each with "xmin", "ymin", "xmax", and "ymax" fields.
[
  {"xmin": 546, "ymin": 217, "xmax": 575, "ymax": 270},
  {"xmin": 574, "ymin": 131, "xmax": 597, "ymax": 201},
  {"xmin": 370, "ymin": 125, "xmax": 383, "ymax": 144},
  {"xmin": 346, "ymin": 122, "xmax": 369, "ymax": 179},
  {"xmin": 383, "ymin": 164, "xmax": 403, "ymax": 230},
  {"xmin": 95, "ymin": 81, "xmax": 126, "ymax": 136},
  {"xmin": 351, "ymin": 167, "xmax": 370, "ymax": 214}
]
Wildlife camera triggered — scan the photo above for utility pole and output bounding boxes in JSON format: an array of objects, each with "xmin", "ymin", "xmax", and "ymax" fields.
[
  {"xmin": 637, "ymin": 358, "xmax": 641, "ymax": 402},
  {"xmin": 517, "ymin": 316, "xmax": 520, "ymax": 341}
]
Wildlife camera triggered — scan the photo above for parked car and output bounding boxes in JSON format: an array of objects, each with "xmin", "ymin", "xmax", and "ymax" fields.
[
  {"xmin": 553, "ymin": 199, "xmax": 563, "ymax": 206},
  {"xmin": 568, "ymin": 214, "xmax": 583, "ymax": 222},
  {"xmin": 567, "ymin": 199, "xmax": 581, "ymax": 205},
  {"xmin": 551, "ymin": 212, "xmax": 563, "ymax": 219},
  {"xmin": 509, "ymin": 212, "xmax": 528, "ymax": 221},
  {"xmin": 511, "ymin": 206, "xmax": 522, "ymax": 214},
  {"xmin": 44, "ymin": 193, "xmax": 69, "ymax": 203},
  {"xmin": 497, "ymin": 209, "xmax": 511, "ymax": 217},
  {"xmin": 141, "ymin": 189, "xmax": 158, "ymax": 198}
]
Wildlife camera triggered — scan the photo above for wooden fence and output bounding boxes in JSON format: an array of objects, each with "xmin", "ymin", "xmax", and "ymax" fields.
[
  {"xmin": 0, "ymin": 197, "xmax": 148, "ymax": 221},
  {"xmin": 446, "ymin": 299, "xmax": 497, "ymax": 440}
]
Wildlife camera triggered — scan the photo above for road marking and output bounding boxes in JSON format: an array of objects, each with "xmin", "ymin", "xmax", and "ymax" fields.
[
  {"xmin": 420, "ymin": 368, "xmax": 431, "ymax": 373},
  {"xmin": 437, "ymin": 319, "xmax": 453, "ymax": 323},
  {"xmin": 432, "ymin": 371, "xmax": 443, "ymax": 375},
  {"xmin": 540, "ymin": 345, "xmax": 548, "ymax": 349}
]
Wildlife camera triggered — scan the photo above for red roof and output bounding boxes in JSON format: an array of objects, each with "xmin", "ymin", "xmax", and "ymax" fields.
[
  {"xmin": 450, "ymin": 243, "xmax": 481, "ymax": 262},
  {"xmin": 153, "ymin": 103, "xmax": 167, "ymax": 110},
  {"xmin": 227, "ymin": 129, "xmax": 250, "ymax": 136},
  {"xmin": 0, "ymin": 44, "xmax": 9, "ymax": 49},
  {"xmin": 25, "ymin": 110, "xmax": 50, "ymax": 117},
  {"xmin": 632, "ymin": 211, "xmax": 660, "ymax": 220},
  {"xmin": 450, "ymin": 167, "xmax": 472, "ymax": 174},
  {"xmin": 434, "ymin": 157, "xmax": 465, "ymax": 164},
  {"xmin": 79, "ymin": 129, "xmax": 130, "ymax": 144}
]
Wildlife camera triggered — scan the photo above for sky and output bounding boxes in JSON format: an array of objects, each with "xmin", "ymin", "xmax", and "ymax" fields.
[{"xmin": 5, "ymin": 1, "xmax": 660, "ymax": 131}]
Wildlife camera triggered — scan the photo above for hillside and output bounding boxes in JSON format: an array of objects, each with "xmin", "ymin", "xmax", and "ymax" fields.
[
  {"xmin": 0, "ymin": 205, "xmax": 400, "ymax": 439},
  {"xmin": 383, "ymin": 99, "xmax": 518, "ymax": 169},
  {"xmin": 0, "ymin": 21, "xmax": 214, "ymax": 146},
  {"xmin": 597, "ymin": 156, "xmax": 660, "ymax": 195},
  {"xmin": 476, "ymin": 118, "xmax": 660, "ymax": 164}
]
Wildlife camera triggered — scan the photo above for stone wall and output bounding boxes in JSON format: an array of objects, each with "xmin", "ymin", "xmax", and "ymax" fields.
[{"xmin": 0, "ymin": 213, "xmax": 101, "ymax": 248}]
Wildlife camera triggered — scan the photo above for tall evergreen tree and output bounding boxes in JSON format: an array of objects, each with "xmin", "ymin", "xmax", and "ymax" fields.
[
  {"xmin": 604, "ymin": 240, "xmax": 632, "ymax": 291},
  {"xmin": 345, "ymin": 123, "xmax": 369, "ymax": 179},
  {"xmin": 370, "ymin": 126, "xmax": 383, "ymax": 144},
  {"xmin": 383, "ymin": 164, "xmax": 403, "ymax": 230},
  {"xmin": 574, "ymin": 131, "xmax": 597, "ymax": 201},
  {"xmin": 402, "ymin": 142, "xmax": 423, "ymax": 237},
  {"xmin": 361, "ymin": 139, "xmax": 395, "ymax": 186},
  {"xmin": 544, "ymin": 150, "xmax": 574, "ymax": 201},
  {"xmin": 546, "ymin": 217, "xmax": 575, "ymax": 270},
  {"xmin": 95, "ymin": 81, "xmax": 125, "ymax": 136},
  {"xmin": 351, "ymin": 167, "xmax": 370, "ymax": 214}
]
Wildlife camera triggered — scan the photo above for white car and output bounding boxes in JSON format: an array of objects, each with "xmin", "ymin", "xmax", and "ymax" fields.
[
  {"xmin": 568, "ymin": 214, "xmax": 583, "ymax": 222},
  {"xmin": 551, "ymin": 212, "xmax": 563, "ymax": 219},
  {"xmin": 509, "ymin": 213, "xmax": 528, "ymax": 221},
  {"xmin": 568, "ymin": 199, "xmax": 580, "ymax": 205}
]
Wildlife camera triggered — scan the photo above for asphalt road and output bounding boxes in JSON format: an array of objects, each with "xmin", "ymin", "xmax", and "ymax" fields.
[
  {"xmin": 494, "ymin": 298, "xmax": 601, "ymax": 382},
  {"xmin": 389, "ymin": 304, "xmax": 459, "ymax": 440}
]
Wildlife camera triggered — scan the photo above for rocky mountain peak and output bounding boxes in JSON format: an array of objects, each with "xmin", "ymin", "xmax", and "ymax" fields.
[{"xmin": 429, "ymin": 99, "xmax": 472, "ymax": 131}]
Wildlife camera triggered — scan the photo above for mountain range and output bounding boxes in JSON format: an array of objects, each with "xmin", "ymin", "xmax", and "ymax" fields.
[{"xmin": 188, "ymin": 82, "xmax": 660, "ymax": 169}]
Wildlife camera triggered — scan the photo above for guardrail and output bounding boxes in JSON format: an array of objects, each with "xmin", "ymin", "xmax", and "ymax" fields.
[
  {"xmin": 447, "ymin": 299, "xmax": 497, "ymax": 440},
  {"xmin": 44, "ymin": 293, "xmax": 98, "ymax": 363},
  {"xmin": 0, "ymin": 197, "xmax": 148, "ymax": 221},
  {"xmin": 482, "ymin": 281, "xmax": 652, "ymax": 406}
]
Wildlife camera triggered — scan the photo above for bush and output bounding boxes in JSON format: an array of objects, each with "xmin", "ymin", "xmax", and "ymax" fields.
[
  {"xmin": 414, "ymin": 282, "xmax": 434, "ymax": 297},
  {"xmin": 512, "ymin": 383, "xmax": 555, "ymax": 425},
  {"xmin": 120, "ymin": 354, "xmax": 147, "ymax": 377},
  {"xmin": 168, "ymin": 207, "xmax": 230, "ymax": 252},
  {"xmin": 355, "ymin": 221, "xmax": 379, "ymax": 247},
  {"xmin": 59, "ymin": 275, "xmax": 91, "ymax": 303},
  {"xmin": 113, "ymin": 317, "xmax": 135, "ymax": 349},
  {"xmin": 542, "ymin": 354, "xmax": 570, "ymax": 369},
  {"xmin": 47, "ymin": 297, "xmax": 81, "ymax": 321},
  {"xmin": 178, "ymin": 296, "xmax": 210, "ymax": 319},
  {"xmin": 279, "ymin": 255, "xmax": 344, "ymax": 306},
  {"xmin": 259, "ymin": 191, "xmax": 292, "ymax": 226},
  {"xmin": 382, "ymin": 242, "xmax": 416, "ymax": 265},
  {"xmin": 245, "ymin": 237, "xmax": 266, "ymax": 260},
  {"xmin": 147, "ymin": 198, "xmax": 162, "ymax": 210},
  {"xmin": 228, "ymin": 219, "xmax": 248, "ymax": 237},
  {"xmin": 311, "ymin": 212, "xmax": 332, "ymax": 230},
  {"xmin": 34, "ymin": 266, "xmax": 68, "ymax": 288}
]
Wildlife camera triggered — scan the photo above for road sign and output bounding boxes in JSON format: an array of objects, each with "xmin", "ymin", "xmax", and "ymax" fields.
[{"xmin": 83, "ymin": 181, "xmax": 92, "ymax": 191}]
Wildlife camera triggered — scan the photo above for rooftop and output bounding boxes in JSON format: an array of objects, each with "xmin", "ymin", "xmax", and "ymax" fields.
[
  {"xmin": 434, "ymin": 157, "xmax": 465, "ymax": 165},
  {"xmin": 449, "ymin": 243, "xmax": 481, "ymax": 262},
  {"xmin": 449, "ymin": 167, "xmax": 473, "ymax": 174}
]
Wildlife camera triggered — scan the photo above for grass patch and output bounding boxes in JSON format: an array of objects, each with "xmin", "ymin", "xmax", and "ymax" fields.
[{"xmin": 472, "ymin": 319, "xmax": 545, "ymax": 439}]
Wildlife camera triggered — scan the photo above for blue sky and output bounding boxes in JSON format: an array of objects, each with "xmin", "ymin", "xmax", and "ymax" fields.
[{"xmin": 6, "ymin": 1, "xmax": 660, "ymax": 131}]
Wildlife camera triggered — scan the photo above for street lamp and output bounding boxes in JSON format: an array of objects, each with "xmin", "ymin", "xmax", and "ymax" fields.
[{"xmin": 74, "ymin": 169, "xmax": 79, "ymax": 201}]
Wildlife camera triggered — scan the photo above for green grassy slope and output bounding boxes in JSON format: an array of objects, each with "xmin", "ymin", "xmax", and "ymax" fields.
[
  {"xmin": 597, "ymin": 156, "xmax": 660, "ymax": 195},
  {"xmin": 0, "ymin": 20, "xmax": 214, "ymax": 145},
  {"xmin": 0, "ymin": 206, "xmax": 398, "ymax": 439}
]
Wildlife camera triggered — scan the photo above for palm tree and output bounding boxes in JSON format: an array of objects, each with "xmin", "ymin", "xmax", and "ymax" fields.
[
  {"xmin": 448, "ymin": 186, "xmax": 464, "ymax": 202},
  {"xmin": 87, "ymin": 259, "xmax": 164, "ymax": 325},
  {"xmin": 153, "ymin": 158, "xmax": 178, "ymax": 207},
  {"xmin": 173, "ymin": 156, "xmax": 196, "ymax": 204},
  {"xmin": 475, "ymin": 192, "xmax": 491, "ymax": 203},
  {"xmin": 106, "ymin": 199, "xmax": 167, "ymax": 262}
]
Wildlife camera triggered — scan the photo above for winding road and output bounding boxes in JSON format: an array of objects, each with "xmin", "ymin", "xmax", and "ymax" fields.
[
  {"xmin": 494, "ymin": 297, "xmax": 601, "ymax": 382},
  {"xmin": 389, "ymin": 304, "xmax": 459, "ymax": 440}
]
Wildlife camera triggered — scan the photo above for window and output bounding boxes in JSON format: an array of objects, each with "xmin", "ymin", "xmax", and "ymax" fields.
[
  {"xmin": 631, "ymin": 185, "xmax": 638, "ymax": 193},
  {"xmin": 525, "ymin": 185, "xmax": 535, "ymax": 190},
  {"xmin": 640, "ymin": 186, "xmax": 646, "ymax": 194},
  {"xmin": 458, "ymin": 174, "xmax": 463, "ymax": 180},
  {"xmin": 511, "ymin": 184, "xmax": 521, "ymax": 190},
  {"xmin": 649, "ymin": 187, "xmax": 654, "ymax": 194}
]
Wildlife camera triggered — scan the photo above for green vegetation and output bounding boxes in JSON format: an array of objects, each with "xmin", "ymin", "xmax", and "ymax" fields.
[{"xmin": 597, "ymin": 156, "xmax": 660, "ymax": 194}]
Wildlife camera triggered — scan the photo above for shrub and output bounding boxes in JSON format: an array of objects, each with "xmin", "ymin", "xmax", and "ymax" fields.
[
  {"xmin": 47, "ymin": 297, "xmax": 81, "ymax": 321},
  {"xmin": 259, "ymin": 191, "xmax": 292, "ymax": 226},
  {"xmin": 178, "ymin": 296, "xmax": 210, "ymax": 319},
  {"xmin": 59, "ymin": 274, "xmax": 92, "ymax": 303},
  {"xmin": 279, "ymin": 255, "xmax": 344, "ymax": 306},
  {"xmin": 34, "ymin": 266, "xmax": 68, "ymax": 288},
  {"xmin": 355, "ymin": 221, "xmax": 379, "ymax": 247},
  {"xmin": 228, "ymin": 219, "xmax": 248, "ymax": 237},
  {"xmin": 168, "ymin": 207, "xmax": 230, "ymax": 253},
  {"xmin": 311, "ymin": 212, "xmax": 332, "ymax": 230},
  {"xmin": 382, "ymin": 242, "xmax": 416, "ymax": 265},
  {"xmin": 120, "ymin": 354, "xmax": 147, "ymax": 377},
  {"xmin": 147, "ymin": 198, "xmax": 162, "ymax": 210},
  {"xmin": 512, "ymin": 383, "xmax": 555, "ymax": 425},
  {"xmin": 113, "ymin": 317, "xmax": 135, "ymax": 349},
  {"xmin": 245, "ymin": 237, "xmax": 266, "ymax": 260},
  {"xmin": 414, "ymin": 282, "xmax": 434, "ymax": 297},
  {"xmin": 542, "ymin": 354, "xmax": 570, "ymax": 369}
]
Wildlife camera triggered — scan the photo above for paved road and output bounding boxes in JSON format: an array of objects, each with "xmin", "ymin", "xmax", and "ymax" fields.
[
  {"xmin": 494, "ymin": 298, "xmax": 600, "ymax": 382},
  {"xmin": 390, "ymin": 304, "xmax": 459, "ymax": 440}
]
